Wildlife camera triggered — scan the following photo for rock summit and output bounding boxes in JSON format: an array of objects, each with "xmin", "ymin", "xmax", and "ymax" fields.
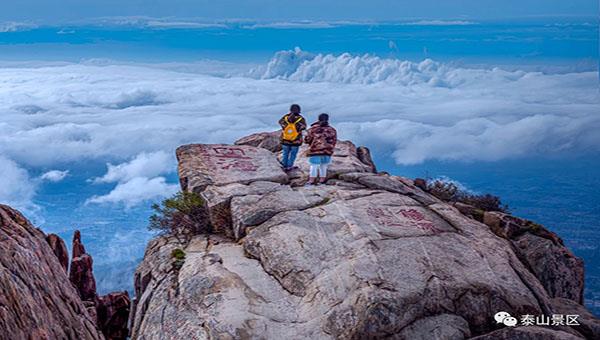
[{"xmin": 129, "ymin": 132, "xmax": 600, "ymax": 339}]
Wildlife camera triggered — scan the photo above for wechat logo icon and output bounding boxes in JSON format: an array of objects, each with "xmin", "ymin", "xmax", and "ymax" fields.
[{"xmin": 494, "ymin": 311, "xmax": 518, "ymax": 327}]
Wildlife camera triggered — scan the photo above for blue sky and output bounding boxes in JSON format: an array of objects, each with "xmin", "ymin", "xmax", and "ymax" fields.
[{"xmin": 1, "ymin": 0, "xmax": 597, "ymax": 22}]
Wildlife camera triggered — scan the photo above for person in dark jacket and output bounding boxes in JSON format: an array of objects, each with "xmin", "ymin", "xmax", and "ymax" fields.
[
  {"xmin": 278, "ymin": 104, "xmax": 307, "ymax": 171},
  {"xmin": 304, "ymin": 113, "xmax": 337, "ymax": 185}
]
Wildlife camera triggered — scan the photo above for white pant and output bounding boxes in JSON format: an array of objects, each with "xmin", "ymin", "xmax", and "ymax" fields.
[{"xmin": 309, "ymin": 164, "xmax": 329, "ymax": 178}]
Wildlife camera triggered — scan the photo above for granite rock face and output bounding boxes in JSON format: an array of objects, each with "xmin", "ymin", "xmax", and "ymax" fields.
[
  {"xmin": 235, "ymin": 130, "xmax": 282, "ymax": 152},
  {"xmin": 97, "ymin": 292, "xmax": 131, "ymax": 340},
  {"xmin": 67, "ymin": 231, "xmax": 132, "ymax": 340},
  {"xmin": 70, "ymin": 253, "xmax": 98, "ymax": 302},
  {"xmin": 72, "ymin": 229, "xmax": 87, "ymax": 258},
  {"xmin": 482, "ymin": 212, "xmax": 585, "ymax": 304},
  {"xmin": 177, "ymin": 143, "xmax": 289, "ymax": 193},
  {"xmin": 130, "ymin": 133, "xmax": 598, "ymax": 340},
  {"xmin": 470, "ymin": 326, "xmax": 583, "ymax": 340},
  {"xmin": 46, "ymin": 233, "xmax": 69, "ymax": 272},
  {"xmin": 550, "ymin": 298, "xmax": 600, "ymax": 339},
  {"xmin": 356, "ymin": 146, "xmax": 377, "ymax": 173},
  {"xmin": 0, "ymin": 205, "xmax": 132, "ymax": 340},
  {"xmin": 0, "ymin": 205, "xmax": 102, "ymax": 340}
]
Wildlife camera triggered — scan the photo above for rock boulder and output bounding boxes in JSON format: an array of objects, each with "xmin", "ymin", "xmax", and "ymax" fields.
[
  {"xmin": 0, "ymin": 205, "xmax": 102, "ymax": 340},
  {"xmin": 470, "ymin": 326, "xmax": 583, "ymax": 340},
  {"xmin": 46, "ymin": 233, "xmax": 69, "ymax": 272},
  {"xmin": 482, "ymin": 212, "xmax": 584, "ymax": 303},
  {"xmin": 97, "ymin": 292, "xmax": 131, "ymax": 340},
  {"xmin": 70, "ymin": 231, "xmax": 98, "ymax": 302},
  {"xmin": 130, "ymin": 134, "xmax": 598, "ymax": 339},
  {"xmin": 235, "ymin": 130, "xmax": 282, "ymax": 152},
  {"xmin": 550, "ymin": 298, "xmax": 600, "ymax": 339},
  {"xmin": 177, "ymin": 144, "xmax": 288, "ymax": 193},
  {"xmin": 67, "ymin": 230, "xmax": 132, "ymax": 340}
]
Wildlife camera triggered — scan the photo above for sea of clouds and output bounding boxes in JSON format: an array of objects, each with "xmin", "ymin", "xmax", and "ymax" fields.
[{"xmin": 1, "ymin": 48, "xmax": 599, "ymax": 212}]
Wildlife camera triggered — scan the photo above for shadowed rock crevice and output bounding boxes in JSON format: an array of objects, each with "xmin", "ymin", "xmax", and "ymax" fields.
[
  {"xmin": 128, "ymin": 132, "xmax": 598, "ymax": 340},
  {"xmin": 243, "ymin": 247, "xmax": 302, "ymax": 298}
]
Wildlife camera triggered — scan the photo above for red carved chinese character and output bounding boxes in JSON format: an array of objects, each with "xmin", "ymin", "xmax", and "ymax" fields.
[
  {"xmin": 368, "ymin": 207, "xmax": 404, "ymax": 227},
  {"xmin": 398, "ymin": 209, "xmax": 425, "ymax": 221},
  {"xmin": 214, "ymin": 158, "xmax": 258, "ymax": 172},
  {"xmin": 212, "ymin": 147, "xmax": 251, "ymax": 159}
]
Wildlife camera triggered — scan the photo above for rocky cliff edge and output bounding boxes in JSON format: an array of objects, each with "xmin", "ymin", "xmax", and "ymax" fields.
[
  {"xmin": 129, "ymin": 131, "xmax": 600, "ymax": 339},
  {"xmin": 0, "ymin": 206, "xmax": 130, "ymax": 340}
]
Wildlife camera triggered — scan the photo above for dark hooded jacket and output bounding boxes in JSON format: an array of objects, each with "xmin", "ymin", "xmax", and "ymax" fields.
[
  {"xmin": 279, "ymin": 113, "xmax": 307, "ymax": 146},
  {"xmin": 305, "ymin": 121, "xmax": 337, "ymax": 156}
]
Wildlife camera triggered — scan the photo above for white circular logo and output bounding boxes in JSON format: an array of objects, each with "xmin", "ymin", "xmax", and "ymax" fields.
[
  {"xmin": 494, "ymin": 311, "xmax": 511, "ymax": 324},
  {"xmin": 503, "ymin": 317, "xmax": 518, "ymax": 327},
  {"xmin": 494, "ymin": 311, "xmax": 517, "ymax": 327}
]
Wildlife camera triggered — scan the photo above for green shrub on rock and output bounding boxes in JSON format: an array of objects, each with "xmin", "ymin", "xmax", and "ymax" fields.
[
  {"xmin": 171, "ymin": 248, "xmax": 186, "ymax": 270},
  {"xmin": 171, "ymin": 248, "xmax": 186, "ymax": 260},
  {"xmin": 149, "ymin": 191, "xmax": 210, "ymax": 235}
]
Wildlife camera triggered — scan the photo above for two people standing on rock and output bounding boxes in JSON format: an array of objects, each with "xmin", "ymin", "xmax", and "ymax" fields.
[{"xmin": 279, "ymin": 104, "xmax": 337, "ymax": 185}]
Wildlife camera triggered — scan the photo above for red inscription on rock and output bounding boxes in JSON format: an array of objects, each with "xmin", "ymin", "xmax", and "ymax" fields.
[
  {"xmin": 367, "ymin": 207, "xmax": 404, "ymax": 227},
  {"xmin": 367, "ymin": 207, "xmax": 437, "ymax": 232},
  {"xmin": 398, "ymin": 208, "xmax": 437, "ymax": 231},
  {"xmin": 201, "ymin": 147, "xmax": 259, "ymax": 172},
  {"xmin": 212, "ymin": 147, "xmax": 252, "ymax": 159}
]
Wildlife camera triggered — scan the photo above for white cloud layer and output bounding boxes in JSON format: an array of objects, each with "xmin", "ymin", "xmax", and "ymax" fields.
[
  {"xmin": 92, "ymin": 151, "xmax": 173, "ymax": 184},
  {"xmin": 40, "ymin": 169, "xmax": 69, "ymax": 182},
  {"xmin": 399, "ymin": 20, "xmax": 477, "ymax": 26},
  {"xmin": 0, "ymin": 49, "xmax": 599, "ymax": 208},
  {"xmin": 86, "ymin": 176, "xmax": 178, "ymax": 208},
  {"xmin": 243, "ymin": 21, "xmax": 336, "ymax": 29},
  {"xmin": 0, "ymin": 21, "xmax": 37, "ymax": 33},
  {"xmin": 87, "ymin": 152, "xmax": 177, "ymax": 207},
  {"xmin": 0, "ymin": 155, "xmax": 38, "ymax": 213}
]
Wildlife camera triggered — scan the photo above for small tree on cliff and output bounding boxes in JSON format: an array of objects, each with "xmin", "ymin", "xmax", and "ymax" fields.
[
  {"xmin": 426, "ymin": 179, "xmax": 509, "ymax": 213},
  {"xmin": 149, "ymin": 191, "xmax": 210, "ymax": 235}
]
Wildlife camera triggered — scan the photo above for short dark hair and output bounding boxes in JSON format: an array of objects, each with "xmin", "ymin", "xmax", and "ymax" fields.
[
  {"xmin": 318, "ymin": 113, "xmax": 329, "ymax": 122},
  {"xmin": 290, "ymin": 104, "xmax": 301, "ymax": 113}
]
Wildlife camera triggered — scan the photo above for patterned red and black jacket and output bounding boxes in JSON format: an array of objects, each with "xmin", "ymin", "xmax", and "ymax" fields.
[{"xmin": 305, "ymin": 122, "xmax": 337, "ymax": 156}]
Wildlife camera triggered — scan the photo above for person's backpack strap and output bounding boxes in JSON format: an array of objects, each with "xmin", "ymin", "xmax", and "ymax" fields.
[{"xmin": 294, "ymin": 117, "xmax": 302, "ymax": 124}]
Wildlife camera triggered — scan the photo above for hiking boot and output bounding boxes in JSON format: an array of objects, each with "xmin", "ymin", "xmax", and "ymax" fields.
[{"xmin": 319, "ymin": 178, "xmax": 328, "ymax": 185}]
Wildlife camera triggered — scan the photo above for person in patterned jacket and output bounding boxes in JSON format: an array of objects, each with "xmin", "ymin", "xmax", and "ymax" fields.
[{"xmin": 304, "ymin": 113, "xmax": 337, "ymax": 185}]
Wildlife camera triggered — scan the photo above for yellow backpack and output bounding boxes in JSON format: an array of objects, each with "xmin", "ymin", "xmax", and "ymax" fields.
[{"xmin": 282, "ymin": 116, "xmax": 302, "ymax": 141}]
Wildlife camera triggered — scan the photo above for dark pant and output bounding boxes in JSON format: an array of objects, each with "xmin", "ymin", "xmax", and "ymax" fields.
[{"xmin": 281, "ymin": 145, "xmax": 299, "ymax": 168}]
